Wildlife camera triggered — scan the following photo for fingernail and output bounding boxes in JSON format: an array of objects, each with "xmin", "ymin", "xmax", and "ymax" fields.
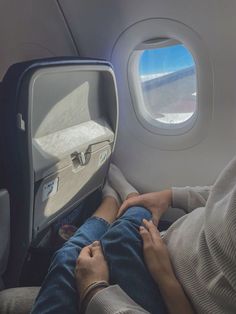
[
  {"xmin": 92, "ymin": 241, "xmax": 100, "ymax": 246},
  {"xmin": 153, "ymin": 219, "xmax": 158, "ymax": 226},
  {"xmin": 140, "ymin": 226, "xmax": 144, "ymax": 230}
]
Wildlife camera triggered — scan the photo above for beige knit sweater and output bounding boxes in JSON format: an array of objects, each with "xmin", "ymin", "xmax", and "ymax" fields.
[{"xmin": 87, "ymin": 156, "xmax": 236, "ymax": 314}]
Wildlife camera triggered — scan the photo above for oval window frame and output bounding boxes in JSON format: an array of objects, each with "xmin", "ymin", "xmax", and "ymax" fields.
[
  {"xmin": 111, "ymin": 19, "xmax": 213, "ymax": 149},
  {"xmin": 129, "ymin": 39, "xmax": 198, "ymax": 135}
]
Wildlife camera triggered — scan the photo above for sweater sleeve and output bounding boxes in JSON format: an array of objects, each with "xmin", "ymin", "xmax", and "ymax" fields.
[
  {"xmin": 85, "ymin": 285, "xmax": 150, "ymax": 314},
  {"xmin": 172, "ymin": 186, "xmax": 212, "ymax": 213}
]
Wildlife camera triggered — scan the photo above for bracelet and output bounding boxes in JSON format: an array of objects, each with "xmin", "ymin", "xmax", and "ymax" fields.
[
  {"xmin": 80, "ymin": 280, "xmax": 109, "ymax": 301},
  {"xmin": 80, "ymin": 280, "xmax": 109, "ymax": 313}
]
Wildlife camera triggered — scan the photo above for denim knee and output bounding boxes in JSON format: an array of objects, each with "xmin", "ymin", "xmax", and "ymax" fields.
[
  {"xmin": 49, "ymin": 249, "xmax": 75, "ymax": 273},
  {"xmin": 118, "ymin": 206, "xmax": 152, "ymax": 226},
  {"xmin": 103, "ymin": 206, "xmax": 152, "ymax": 246}
]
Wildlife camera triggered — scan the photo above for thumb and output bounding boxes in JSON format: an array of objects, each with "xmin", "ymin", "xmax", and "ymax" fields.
[
  {"xmin": 116, "ymin": 201, "xmax": 129, "ymax": 218},
  {"xmin": 77, "ymin": 246, "xmax": 91, "ymax": 261},
  {"xmin": 117, "ymin": 196, "xmax": 144, "ymax": 218},
  {"xmin": 151, "ymin": 210, "xmax": 160, "ymax": 226},
  {"xmin": 91, "ymin": 241, "xmax": 104, "ymax": 257},
  {"xmin": 139, "ymin": 226, "xmax": 152, "ymax": 246}
]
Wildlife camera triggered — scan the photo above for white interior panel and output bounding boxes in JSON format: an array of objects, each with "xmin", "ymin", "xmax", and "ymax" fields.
[
  {"xmin": 0, "ymin": 0, "xmax": 77, "ymax": 80},
  {"xmin": 59, "ymin": 0, "xmax": 236, "ymax": 191},
  {"xmin": 1, "ymin": 0, "xmax": 236, "ymax": 191}
]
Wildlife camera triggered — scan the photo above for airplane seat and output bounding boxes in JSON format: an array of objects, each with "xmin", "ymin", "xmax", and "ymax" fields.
[
  {"xmin": 1, "ymin": 57, "xmax": 118, "ymax": 287},
  {"xmin": 0, "ymin": 190, "xmax": 10, "ymax": 290},
  {"xmin": 0, "ymin": 286, "xmax": 40, "ymax": 314},
  {"xmin": 0, "ymin": 82, "xmax": 11, "ymax": 290}
]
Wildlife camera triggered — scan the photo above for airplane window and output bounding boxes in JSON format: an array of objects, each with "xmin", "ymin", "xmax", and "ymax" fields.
[{"xmin": 138, "ymin": 43, "xmax": 197, "ymax": 125}]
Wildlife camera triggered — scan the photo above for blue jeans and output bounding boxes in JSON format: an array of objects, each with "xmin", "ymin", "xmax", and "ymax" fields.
[{"xmin": 31, "ymin": 207, "xmax": 167, "ymax": 314}]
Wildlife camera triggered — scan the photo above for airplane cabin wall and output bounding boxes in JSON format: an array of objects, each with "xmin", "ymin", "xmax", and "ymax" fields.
[
  {"xmin": 59, "ymin": 0, "xmax": 236, "ymax": 192},
  {"xmin": 0, "ymin": 0, "xmax": 77, "ymax": 80},
  {"xmin": 1, "ymin": 0, "xmax": 236, "ymax": 192}
]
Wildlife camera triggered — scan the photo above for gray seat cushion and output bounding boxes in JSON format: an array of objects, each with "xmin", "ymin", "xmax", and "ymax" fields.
[{"xmin": 0, "ymin": 287, "xmax": 40, "ymax": 314}]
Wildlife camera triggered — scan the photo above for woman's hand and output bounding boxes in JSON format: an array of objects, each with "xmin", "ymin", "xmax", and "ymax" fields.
[
  {"xmin": 140, "ymin": 220, "xmax": 195, "ymax": 314},
  {"xmin": 139, "ymin": 219, "xmax": 175, "ymax": 286},
  {"xmin": 117, "ymin": 190, "xmax": 172, "ymax": 226},
  {"xmin": 75, "ymin": 241, "xmax": 109, "ymax": 298}
]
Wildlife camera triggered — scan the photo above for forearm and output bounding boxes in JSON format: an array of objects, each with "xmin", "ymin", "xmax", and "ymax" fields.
[
  {"xmin": 158, "ymin": 276, "xmax": 195, "ymax": 314},
  {"xmin": 85, "ymin": 285, "xmax": 150, "ymax": 314},
  {"xmin": 82, "ymin": 286, "xmax": 106, "ymax": 313},
  {"xmin": 172, "ymin": 186, "xmax": 212, "ymax": 212}
]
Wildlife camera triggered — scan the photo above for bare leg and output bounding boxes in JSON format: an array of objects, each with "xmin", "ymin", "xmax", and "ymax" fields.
[{"xmin": 92, "ymin": 196, "xmax": 119, "ymax": 224}]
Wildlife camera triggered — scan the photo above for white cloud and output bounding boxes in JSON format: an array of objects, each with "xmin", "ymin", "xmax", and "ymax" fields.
[{"xmin": 140, "ymin": 72, "xmax": 172, "ymax": 82}]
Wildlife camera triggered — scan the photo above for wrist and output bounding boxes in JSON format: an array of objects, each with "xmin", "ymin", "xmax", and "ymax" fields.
[
  {"xmin": 164, "ymin": 189, "xmax": 172, "ymax": 207},
  {"xmin": 158, "ymin": 276, "xmax": 182, "ymax": 295},
  {"xmin": 80, "ymin": 281, "xmax": 109, "ymax": 313},
  {"xmin": 155, "ymin": 272, "xmax": 177, "ymax": 288},
  {"xmin": 158, "ymin": 278, "xmax": 195, "ymax": 314}
]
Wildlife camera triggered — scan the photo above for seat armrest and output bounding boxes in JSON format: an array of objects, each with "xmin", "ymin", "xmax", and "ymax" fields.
[{"xmin": 0, "ymin": 286, "xmax": 40, "ymax": 314}]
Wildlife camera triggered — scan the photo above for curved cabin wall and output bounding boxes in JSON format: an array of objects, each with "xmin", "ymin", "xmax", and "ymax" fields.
[
  {"xmin": 0, "ymin": 0, "xmax": 77, "ymax": 80},
  {"xmin": 1, "ymin": 0, "xmax": 236, "ymax": 191},
  {"xmin": 60, "ymin": 0, "xmax": 236, "ymax": 192}
]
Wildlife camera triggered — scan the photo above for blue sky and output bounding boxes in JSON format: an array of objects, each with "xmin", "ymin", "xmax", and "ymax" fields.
[{"xmin": 139, "ymin": 44, "xmax": 195, "ymax": 75}]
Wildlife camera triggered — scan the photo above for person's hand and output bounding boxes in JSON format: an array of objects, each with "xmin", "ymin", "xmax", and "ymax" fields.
[
  {"xmin": 140, "ymin": 220, "xmax": 195, "ymax": 314},
  {"xmin": 140, "ymin": 219, "xmax": 176, "ymax": 286},
  {"xmin": 75, "ymin": 241, "xmax": 109, "ymax": 298},
  {"xmin": 117, "ymin": 189, "xmax": 172, "ymax": 225}
]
